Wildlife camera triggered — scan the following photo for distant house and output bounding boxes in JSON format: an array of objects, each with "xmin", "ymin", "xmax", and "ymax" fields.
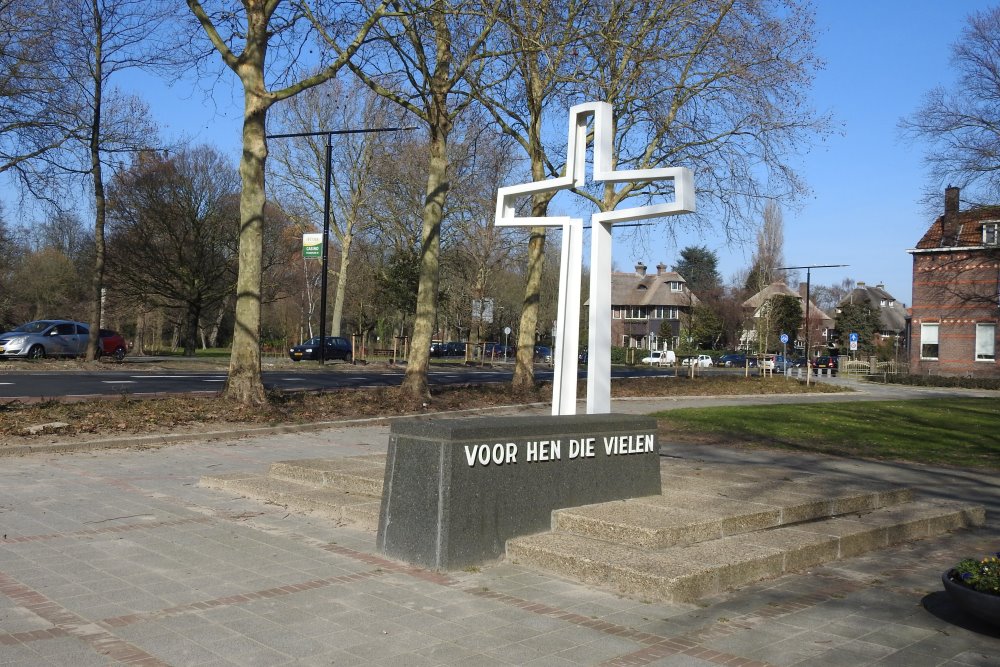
[
  {"xmin": 907, "ymin": 186, "xmax": 1000, "ymax": 377},
  {"xmin": 834, "ymin": 281, "xmax": 907, "ymax": 350},
  {"xmin": 741, "ymin": 281, "xmax": 833, "ymax": 354},
  {"xmin": 609, "ymin": 262, "xmax": 699, "ymax": 350}
]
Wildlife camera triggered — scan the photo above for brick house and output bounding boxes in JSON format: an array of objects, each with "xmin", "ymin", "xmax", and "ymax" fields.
[
  {"xmin": 741, "ymin": 281, "xmax": 833, "ymax": 354},
  {"xmin": 908, "ymin": 186, "xmax": 1000, "ymax": 377},
  {"xmin": 834, "ymin": 281, "xmax": 907, "ymax": 351},
  {"xmin": 610, "ymin": 262, "xmax": 699, "ymax": 350}
]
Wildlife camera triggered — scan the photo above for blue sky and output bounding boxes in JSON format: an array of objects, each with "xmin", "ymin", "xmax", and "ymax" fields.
[{"xmin": 8, "ymin": 1, "xmax": 992, "ymax": 310}]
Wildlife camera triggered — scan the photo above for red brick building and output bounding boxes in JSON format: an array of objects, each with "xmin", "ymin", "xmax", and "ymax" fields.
[{"xmin": 908, "ymin": 187, "xmax": 1000, "ymax": 377}]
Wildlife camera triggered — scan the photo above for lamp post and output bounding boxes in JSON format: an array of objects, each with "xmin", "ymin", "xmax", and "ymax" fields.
[
  {"xmin": 776, "ymin": 263, "xmax": 848, "ymax": 373},
  {"xmin": 267, "ymin": 126, "xmax": 414, "ymax": 364}
]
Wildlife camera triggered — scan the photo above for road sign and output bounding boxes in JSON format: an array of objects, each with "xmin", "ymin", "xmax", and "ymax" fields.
[
  {"xmin": 849, "ymin": 332, "xmax": 859, "ymax": 343},
  {"xmin": 779, "ymin": 333, "xmax": 789, "ymax": 344},
  {"xmin": 302, "ymin": 233, "xmax": 322, "ymax": 259}
]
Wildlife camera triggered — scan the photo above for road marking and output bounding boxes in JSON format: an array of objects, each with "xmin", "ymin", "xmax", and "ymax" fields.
[
  {"xmin": 102, "ymin": 381, "xmax": 136, "ymax": 384},
  {"xmin": 202, "ymin": 379, "xmax": 225, "ymax": 383}
]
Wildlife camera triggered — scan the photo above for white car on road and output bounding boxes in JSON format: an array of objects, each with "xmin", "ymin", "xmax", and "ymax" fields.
[
  {"xmin": 681, "ymin": 354, "xmax": 714, "ymax": 368},
  {"xmin": 640, "ymin": 350, "xmax": 676, "ymax": 365}
]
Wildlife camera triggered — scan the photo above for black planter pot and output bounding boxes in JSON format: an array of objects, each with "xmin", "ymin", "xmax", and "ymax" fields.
[{"xmin": 942, "ymin": 569, "xmax": 1000, "ymax": 627}]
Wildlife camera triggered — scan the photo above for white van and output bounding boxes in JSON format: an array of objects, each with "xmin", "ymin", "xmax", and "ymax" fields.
[{"xmin": 640, "ymin": 350, "xmax": 676, "ymax": 366}]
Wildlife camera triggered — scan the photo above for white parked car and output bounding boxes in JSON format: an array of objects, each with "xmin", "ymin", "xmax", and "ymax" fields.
[
  {"xmin": 640, "ymin": 350, "xmax": 676, "ymax": 365},
  {"xmin": 681, "ymin": 354, "xmax": 714, "ymax": 367}
]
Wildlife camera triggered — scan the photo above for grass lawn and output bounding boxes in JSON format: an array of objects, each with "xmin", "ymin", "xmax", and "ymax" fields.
[{"xmin": 656, "ymin": 398, "xmax": 1000, "ymax": 470}]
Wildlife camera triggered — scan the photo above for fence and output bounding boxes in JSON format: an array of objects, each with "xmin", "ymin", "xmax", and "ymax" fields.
[{"xmin": 840, "ymin": 358, "xmax": 910, "ymax": 377}]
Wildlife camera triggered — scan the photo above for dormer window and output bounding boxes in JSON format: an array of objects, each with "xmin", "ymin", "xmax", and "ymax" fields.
[
  {"xmin": 636, "ymin": 284, "xmax": 648, "ymax": 291},
  {"xmin": 668, "ymin": 281, "xmax": 682, "ymax": 292},
  {"xmin": 984, "ymin": 222, "xmax": 999, "ymax": 245}
]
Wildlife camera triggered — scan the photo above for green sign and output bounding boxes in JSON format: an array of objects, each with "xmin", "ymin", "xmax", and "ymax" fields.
[{"xmin": 302, "ymin": 233, "xmax": 322, "ymax": 259}]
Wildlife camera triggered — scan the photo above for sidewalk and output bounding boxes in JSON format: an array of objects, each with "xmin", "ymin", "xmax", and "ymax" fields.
[{"xmin": 1, "ymin": 394, "xmax": 997, "ymax": 666}]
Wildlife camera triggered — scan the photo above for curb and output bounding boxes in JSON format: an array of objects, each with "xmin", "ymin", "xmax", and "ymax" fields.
[{"xmin": 1, "ymin": 401, "xmax": 552, "ymax": 458}]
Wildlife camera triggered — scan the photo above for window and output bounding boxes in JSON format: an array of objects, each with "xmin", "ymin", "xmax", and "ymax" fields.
[
  {"xmin": 921, "ymin": 323, "xmax": 939, "ymax": 360},
  {"xmin": 976, "ymin": 323, "xmax": 995, "ymax": 361},
  {"xmin": 612, "ymin": 307, "xmax": 622, "ymax": 320},
  {"xmin": 668, "ymin": 281, "xmax": 682, "ymax": 292},
  {"xmin": 650, "ymin": 306, "xmax": 679, "ymax": 319},
  {"xmin": 623, "ymin": 306, "xmax": 646, "ymax": 320},
  {"xmin": 984, "ymin": 223, "xmax": 999, "ymax": 246}
]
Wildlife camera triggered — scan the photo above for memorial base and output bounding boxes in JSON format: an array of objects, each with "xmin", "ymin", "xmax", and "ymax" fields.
[{"xmin": 376, "ymin": 413, "xmax": 660, "ymax": 569}]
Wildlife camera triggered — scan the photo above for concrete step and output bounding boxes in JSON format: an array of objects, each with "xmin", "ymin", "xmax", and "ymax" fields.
[
  {"xmin": 199, "ymin": 472, "xmax": 381, "ymax": 530},
  {"xmin": 507, "ymin": 499, "xmax": 985, "ymax": 603},
  {"xmin": 267, "ymin": 455, "xmax": 386, "ymax": 497},
  {"xmin": 552, "ymin": 484, "xmax": 914, "ymax": 549}
]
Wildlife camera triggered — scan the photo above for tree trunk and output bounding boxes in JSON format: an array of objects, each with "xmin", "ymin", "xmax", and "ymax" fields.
[
  {"xmin": 86, "ymin": 3, "xmax": 104, "ymax": 362},
  {"xmin": 223, "ymin": 68, "xmax": 269, "ymax": 405},
  {"xmin": 183, "ymin": 299, "xmax": 200, "ymax": 356},
  {"xmin": 330, "ymin": 231, "xmax": 352, "ymax": 337},
  {"xmin": 401, "ymin": 123, "xmax": 449, "ymax": 401}
]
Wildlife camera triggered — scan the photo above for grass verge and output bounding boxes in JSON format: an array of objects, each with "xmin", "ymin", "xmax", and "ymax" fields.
[{"xmin": 656, "ymin": 398, "xmax": 1000, "ymax": 470}]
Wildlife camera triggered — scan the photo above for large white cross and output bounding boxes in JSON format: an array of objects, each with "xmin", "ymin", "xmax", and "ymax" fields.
[{"xmin": 495, "ymin": 101, "xmax": 695, "ymax": 415}]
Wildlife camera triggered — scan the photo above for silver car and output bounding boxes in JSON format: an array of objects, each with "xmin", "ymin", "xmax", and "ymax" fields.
[{"xmin": 0, "ymin": 319, "xmax": 91, "ymax": 359}]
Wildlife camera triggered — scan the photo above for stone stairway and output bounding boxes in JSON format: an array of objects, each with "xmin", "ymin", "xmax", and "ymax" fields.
[
  {"xmin": 200, "ymin": 455, "xmax": 386, "ymax": 530},
  {"xmin": 506, "ymin": 459, "xmax": 985, "ymax": 602},
  {"xmin": 199, "ymin": 455, "xmax": 985, "ymax": 603}
]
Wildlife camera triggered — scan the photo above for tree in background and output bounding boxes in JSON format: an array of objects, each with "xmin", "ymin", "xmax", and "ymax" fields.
[
  {"xmin": 338, "ymin": 0, "xmax": 503, "ymax": 402},
  {"xmin": 673, "ymin": 246, "xmax": 722, "ymax": 295},
  {"xmin": 744, "ymin": 202, "xmax": 786, "ymax": 292},
  {"xmin": 758, "ymin": 294, "xmax": 801, "ymax": 353},
  {"xmin": 106, "ymin": 147, "xmax": 240, "ymax": 356},
  {"xmin": 810, "ymin": 277, "xmax": 855, "ymax": 315},
  {"xmin": 834, "ymin": 302, "xmax": 881, "ymax": 357},
  {"xmin": 268, "ymin": 78, "xmax": 397, "ymax": 338},
  {"xmin": 472, "ymin": 0, "xmax": 590, "ymax": 391},
  {"xmin": 185, "ymin": 0, "xmax": 390, "ymax": 405},
  {"xmin": 902, "ymin": 6, "xmax": 1000, "ymax": 205}
]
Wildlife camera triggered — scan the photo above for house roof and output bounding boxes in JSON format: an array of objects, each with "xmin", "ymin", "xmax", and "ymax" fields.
[
  {"xmin": 914, "ymin": 205, "xmax": 1000, "ymax": 249},
  {"xmin": 610, "ymin": 266, "xmax": 700, "ymax": 307},
  {"xmin": 836, "ymin": 283, "xmax": 907, "ymax": 333},
  {"xmin": 743, "ymin": 281, "xmax": 834, "ymax": 325}
]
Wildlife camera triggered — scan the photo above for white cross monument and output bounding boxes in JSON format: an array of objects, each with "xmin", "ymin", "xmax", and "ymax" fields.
[{"xmin": 495, "ymin": 101, "xmax": 695, "ymax": 416}]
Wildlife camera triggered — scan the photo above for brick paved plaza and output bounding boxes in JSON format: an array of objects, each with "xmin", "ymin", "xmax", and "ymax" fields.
[{"xmin": 1, "ymin": 396, "xmax": 998, "ymax": 666}]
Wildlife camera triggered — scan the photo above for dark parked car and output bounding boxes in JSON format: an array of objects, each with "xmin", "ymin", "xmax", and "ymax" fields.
[
  {"xmin": 717, "ymin": 353, "xmax": 755, "ymax": 368},
  {"xmin": 443, "ymin": 341, "xmax": 467, "ymax": 357},
  {"xmin": 288, "ymin": 336, "xmax": 352, "ymax": 362},
  {"xmin": 534, "ymin": 345, "xmax": 552, "ymax": 363},
  {"xmin": 98, "ymin": 329, "xmax": 128, "ymax": 361},
  {"xmin": 812, "ymin": 355, "xmax": 839, "ymax": 375}
]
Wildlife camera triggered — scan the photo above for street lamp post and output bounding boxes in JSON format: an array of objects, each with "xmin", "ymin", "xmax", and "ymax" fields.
[
  {"xmin": 776, "ymin": 263, "xmax": 848, "ymax": 376},
  {"xmin": 267, "ymin": 126, "xmax": 414, "ymax": 364}
]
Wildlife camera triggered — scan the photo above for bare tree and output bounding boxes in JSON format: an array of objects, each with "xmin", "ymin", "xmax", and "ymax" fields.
[
  {"xmin": 572, "ymin": 0, "xmax": 827, "ymax": 235},
  {"xmin": 106, "ymin": 146, "xmax": 240, "ymax": 356},
  {"xmin": 902, "ymin": 6, "xmax": 1000, "ymax": 205},
  {"xmin": 268, "ymin": 78, "xmax": 397, "ymax": 337},
  {"xmin": 336, "ymin": 0, "xmax": 504, "ymax": 402},
  {"xmin": 0, "ymin": 0, "xmax": 79, "ymax": 174},
  {"xmin": 184, "ymin": 0, "xmax": 390, "ymax": 404},
  {"xmin": 470, "ymin": 0, "xmax": 590, "ymax": 390},
  {"xmin": 744, "ymin": 201, "xmax": 786, "ymax": 292}
]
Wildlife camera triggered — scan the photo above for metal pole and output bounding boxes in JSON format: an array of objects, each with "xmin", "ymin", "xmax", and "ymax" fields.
[{"xmin": 318, "ymin": 137, "xmax": 332, "ymax": 365}]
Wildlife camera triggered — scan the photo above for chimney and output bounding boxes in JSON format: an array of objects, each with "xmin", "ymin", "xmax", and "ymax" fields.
[
  {"xmin": 942, "ymin": 186, "xmax": 961, "ymax": 245},
  {"xmin": 857, "ymin": 281, "xmax": 866, "ymax": 288},
  {"xmin": 876, "ymin": 282, "xmax": 884, "ymax": 290},
  {"xmin": 635, "ymin": 262, "xmax": 647, "ymax": 276},
  {"xmin": 656, "ymin": 262, "xmax": 667, "ymax": 275}
]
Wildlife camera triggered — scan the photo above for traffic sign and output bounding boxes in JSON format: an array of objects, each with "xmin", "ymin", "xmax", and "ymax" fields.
[
  {"xmin": 849, "ymin": 332, "xmax": 859, "ymax": 343},
  {"xmin": 779, "ymin": 333, "xmax": 789, "ymax": 344}
]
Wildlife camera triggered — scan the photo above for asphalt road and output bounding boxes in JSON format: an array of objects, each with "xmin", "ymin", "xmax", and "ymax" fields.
[{"xmin": 0, "ymin": 362, "xmax": 689, "ymax": 401}]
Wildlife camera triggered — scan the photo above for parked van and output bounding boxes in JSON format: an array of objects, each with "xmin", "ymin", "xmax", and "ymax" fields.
[{"xmin": 640, "ymin": 350, "xmax": 676, "ymax": 366}]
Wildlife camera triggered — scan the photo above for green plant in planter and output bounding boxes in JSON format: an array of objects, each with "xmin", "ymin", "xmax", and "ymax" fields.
[{"xmin": 952, "ymin": 554, "xmax": 1000, "ymax": 594}]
